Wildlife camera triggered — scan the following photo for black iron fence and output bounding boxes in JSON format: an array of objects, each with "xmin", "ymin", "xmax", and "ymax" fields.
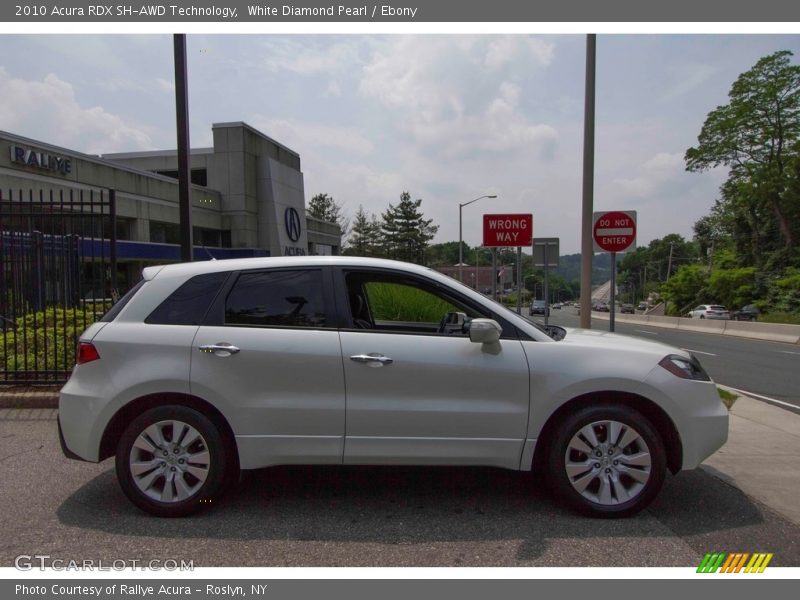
[{"xmin": 0, "ymin": 188, "xmax": 116, "ymax": 384}]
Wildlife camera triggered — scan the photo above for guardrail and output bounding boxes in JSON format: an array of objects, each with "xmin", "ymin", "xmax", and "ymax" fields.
[{"xmin": 590, "ymin": 312, "xmax": 800, "ymax": 345}]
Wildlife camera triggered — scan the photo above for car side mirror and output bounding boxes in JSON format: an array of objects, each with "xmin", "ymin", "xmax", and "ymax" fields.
[{"xmin": 466, "ymin": 318, "xmax": 502, "ymax": 344}]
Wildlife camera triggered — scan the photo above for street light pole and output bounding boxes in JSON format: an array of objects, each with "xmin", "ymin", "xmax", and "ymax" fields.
[{"xmin": 459, "ymin": 194, "xmax": 497, "ymax": 283}]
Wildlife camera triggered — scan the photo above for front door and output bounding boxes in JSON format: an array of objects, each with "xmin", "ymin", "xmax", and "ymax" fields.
[{"xmin": 338, "ymin": 269, "xmax": 530, "ymax": 470}]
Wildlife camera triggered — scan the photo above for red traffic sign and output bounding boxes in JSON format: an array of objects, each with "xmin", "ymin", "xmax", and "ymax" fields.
[
  {"xmin": 593, "ymin": 210, "xmax": 637, "ymax": 253},
  {"xmin": 483, "ymin": 213, "xmax": 533, "ymax": 247}
]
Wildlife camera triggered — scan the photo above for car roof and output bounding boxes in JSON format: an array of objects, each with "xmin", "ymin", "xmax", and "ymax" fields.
[{"xmin": 143, "ymin": 256, "xmax": 445, "ymax": 281}]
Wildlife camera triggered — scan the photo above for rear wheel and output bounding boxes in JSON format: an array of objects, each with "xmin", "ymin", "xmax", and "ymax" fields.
[
  {"xmin": 116, "ymin": 405, "xmax": 229, "ymax": 517},
  {"xmin": 546, "ymin": 405, "xmax": 666, "ymax": 518}
]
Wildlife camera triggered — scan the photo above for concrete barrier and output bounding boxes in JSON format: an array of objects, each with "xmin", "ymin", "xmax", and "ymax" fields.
[
  {"xmin": 723, "ymin": 320, "xmax": 800, "ymax": 344},
  {"xmin": 677, "ymin": 318, "xmax": 727, "ymax": 334},
  {"xmin": 587, "ymin": 311, "xmax": 800, "ymax": 344}
]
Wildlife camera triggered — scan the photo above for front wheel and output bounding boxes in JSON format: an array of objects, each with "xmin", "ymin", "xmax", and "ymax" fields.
[
  {"xmin": 116, "ymin": 405, "xmax": 230, "ymax": 517},
  {"xmin": 546, "ymin": 405, "xmax": 666, "ymax": 518}
]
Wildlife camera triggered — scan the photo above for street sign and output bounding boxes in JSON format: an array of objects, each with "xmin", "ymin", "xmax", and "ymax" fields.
[
  {"xmin": 483, "ymin": 213, "xmax": 533, "ymax": 247},
  {"xmin": 533, "ymin": 237, "xmax": 559, "ymax": 267},
  {"xmin": 593, "ymin": 210, "xmax": 637, "ymax": 253}
]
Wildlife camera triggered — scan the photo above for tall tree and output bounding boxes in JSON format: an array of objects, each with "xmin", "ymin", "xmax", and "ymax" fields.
[
  {"xmin": 308, "ymin": 193, "xmax": 350, "ymax": 236},
  {"xmin": 380, "ymin": 192, "xmax": 438, "ymax": 264},
  {"xmin": 685, "ymin": 51, "xmax": 800, "ymax": 261},
  {"xmin": 343, "ymin": 204, "xmax": 382, "ymax": 257}
]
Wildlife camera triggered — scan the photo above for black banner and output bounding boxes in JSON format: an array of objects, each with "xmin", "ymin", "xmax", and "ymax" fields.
[{"xmin": 3, "ymin": 0, "xmax": 800, "ymax": 23}]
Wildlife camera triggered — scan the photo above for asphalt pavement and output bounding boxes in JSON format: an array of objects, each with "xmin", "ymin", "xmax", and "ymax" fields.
[{"xmin": 1, "ymin": 397, "xmax": 799, "ymax": 567}]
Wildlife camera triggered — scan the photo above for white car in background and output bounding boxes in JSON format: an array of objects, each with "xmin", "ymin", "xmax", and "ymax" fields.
[
  {"xmin": 59, "ymin": 257, "xmax": 728, "ymax": 518},
  {"xmin": 688, "ymin": 304, "xmax": 731, "ymax": 320}
]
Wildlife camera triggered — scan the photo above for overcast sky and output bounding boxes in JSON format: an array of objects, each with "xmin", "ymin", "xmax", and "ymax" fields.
[{"xmin": 2, "ymin": 34, "xmax": 799, "ymax": 253}]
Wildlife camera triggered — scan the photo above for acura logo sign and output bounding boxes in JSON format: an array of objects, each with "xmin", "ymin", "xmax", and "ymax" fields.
[{"xmin": 285, "ymin": 207, "xmax": 302, "ymax": 242}]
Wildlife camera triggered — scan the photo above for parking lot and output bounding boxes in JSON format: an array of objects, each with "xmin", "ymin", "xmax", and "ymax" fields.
[{"xmin": 1, "ymin": 407, "xmax": 799, "ymax": 568}]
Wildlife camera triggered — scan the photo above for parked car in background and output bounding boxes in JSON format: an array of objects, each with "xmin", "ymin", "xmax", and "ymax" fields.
[
  {"xmin": 620, "ymin": 304, "xmax": 635, "ymax": 314},
  {"xmin": 732, "ymin": 305, "xmax": 760, "ymax": 321},
  {"xmin": 593, "ymin": 302, "xmax": 609, "ymax": 312},
  {"xmin": 637, "ymin": 302, "xmax": 648, "ymax": 312},
  {"xmin": 552, "ymin": 303, "xmax": 562, "ymax": 310},
  {"xmin": 687, "ymin": 304, "xmax": 730, "ymax": 320},
  {"xmin": 59, "ymin": 256, "xmax": 728, "ymax": 519},
  {"xmin": 529, "ymin": 299, "xmax": 549, "ymax": 316}
]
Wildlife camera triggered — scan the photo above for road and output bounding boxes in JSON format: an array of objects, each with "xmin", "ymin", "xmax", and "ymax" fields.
[
  {"xmin": 532, "ymin": 307, "xmax": 800, "ymax": 410},
  {"xmin": 1, "ymin": 409, "xmax": 799, "ymax": 567}
]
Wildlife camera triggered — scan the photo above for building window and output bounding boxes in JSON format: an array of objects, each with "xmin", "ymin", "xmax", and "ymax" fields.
[
  {"xmin": 150, "ymin": 221, "xmax": 180, "ymax": 245},
  {"xmin": 154, "ymin": 168, "xmax": 208, "ymax": 187},
  {"xmin": 193, "ymin": 227, "xmax": 222, "ymax": 248}
]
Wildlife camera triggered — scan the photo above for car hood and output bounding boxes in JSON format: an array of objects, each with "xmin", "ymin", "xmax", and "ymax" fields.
[{"xmin": 558, "ymin": 326, "xmax": 690, "ymax": 361}]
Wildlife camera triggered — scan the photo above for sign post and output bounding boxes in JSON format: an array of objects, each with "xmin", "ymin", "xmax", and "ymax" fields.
[
  {"xmin": 483, "ymin": 214, "xmax": 533, "ymax": 312},
  {"xmin": 533, "ymin": 238, "xmax": 559, "ymax": 326},
  {"xmin": 593, "ymin": 211, "xmax": 637, "ymax": 332}
]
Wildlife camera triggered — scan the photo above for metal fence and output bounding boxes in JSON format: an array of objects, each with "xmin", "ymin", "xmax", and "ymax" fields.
[{"xmin": 0, "ymin": 188, "xmax": 116, "ymax": 384}]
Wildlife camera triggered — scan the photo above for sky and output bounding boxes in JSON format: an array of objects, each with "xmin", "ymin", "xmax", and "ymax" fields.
[{"xmin": 1, "ymin": 34, "xmax": 799, "ymax": 253}]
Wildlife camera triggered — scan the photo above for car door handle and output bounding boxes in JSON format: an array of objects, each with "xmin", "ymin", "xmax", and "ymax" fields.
[
  {"xmin": 199, "ymin": 343, "xmax": 240, "ymax": 356},
  {"xmin": 349, "ymin": 353, "xmax": 393, "ymax": 366}
]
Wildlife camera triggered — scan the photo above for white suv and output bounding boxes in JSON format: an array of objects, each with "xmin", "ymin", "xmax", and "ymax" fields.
[{"xmin": 59, "ymin": 257, "xmax": 728, "ymax": 518}]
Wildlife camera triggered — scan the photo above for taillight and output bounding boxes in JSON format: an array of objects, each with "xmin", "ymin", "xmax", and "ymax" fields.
[{"xmin": 76, "ymin": 342, "xmax": 100, "ymax": 365}]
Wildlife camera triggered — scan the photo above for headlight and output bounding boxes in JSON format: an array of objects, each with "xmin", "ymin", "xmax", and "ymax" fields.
[{"xmin": 659, "ymin": 354, "xmax": 711, "ymax": 381}]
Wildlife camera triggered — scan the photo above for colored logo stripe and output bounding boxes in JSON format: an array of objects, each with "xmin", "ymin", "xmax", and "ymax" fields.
[{"xmin": 697, "ymin": 552, "xmax": 773, "ymax": 573}]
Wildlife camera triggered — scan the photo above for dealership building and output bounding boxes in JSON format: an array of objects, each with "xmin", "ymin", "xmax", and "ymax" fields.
[{"xmin": 0, "ymin": 122, "xmax": 342, "ymax": 290}]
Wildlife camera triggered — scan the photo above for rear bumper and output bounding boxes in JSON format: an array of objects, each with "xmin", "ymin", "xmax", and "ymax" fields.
[{"xmin": 57, "ymin": 413, "xmax": 87, "ymax": 461}]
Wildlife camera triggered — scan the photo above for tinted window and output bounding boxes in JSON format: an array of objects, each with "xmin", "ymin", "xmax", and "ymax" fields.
[
  {"xmin": 146, "ymin": 272, "xmax": 227, "ymax": 325},
  {"xmin": 225, "ymin": 269, "xmax": 328, "ymax": 328},
  {"xmin": 100, "ymin": 279, "xmax": 145, "ymax": 322}
]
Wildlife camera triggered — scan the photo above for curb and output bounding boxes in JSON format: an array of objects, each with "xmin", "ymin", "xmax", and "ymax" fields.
[{"xmin": 0, "ymin": 388, "xmax": 59, "ymax": 409}]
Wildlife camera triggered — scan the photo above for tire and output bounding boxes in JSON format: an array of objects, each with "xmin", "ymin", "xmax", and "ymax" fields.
[
  {"xmin": 546, "ymin": 405, "xmax": 666, "ymax": 518},
  {"xmin": 116, "ymin": 405, "xmax": 230, "ymax": 517}
]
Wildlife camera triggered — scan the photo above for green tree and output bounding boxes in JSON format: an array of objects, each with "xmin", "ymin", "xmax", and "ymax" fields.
[
  {"xmin": 308, "ymin": 193, "xmax": 349, "ymax": 236},
  {"xmin": 343, "ymin": 205, "xmax": 382, "ymax": 257},
  {"xmin": 660, "ymin": 264, "xmax": 710, "ymax": 315},
  {"xmin": 685, "ymin": 50, "xmax": 800, "ymax": 262},
  {"xmin": 380, "ymin": 192, "xmax": 438, "ymax": 264}
]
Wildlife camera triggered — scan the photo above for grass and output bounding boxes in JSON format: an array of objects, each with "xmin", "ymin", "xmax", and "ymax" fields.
[
  {"xmin": 761, "ymin": 311, "xmax": 800, "ymax": 325},
  {"xmin": 718, "ymin": 387, "xmax": 739, "ymax": 410},
  {"xmin": 365, "ymin": 282, "xmax": 458, "ymax": 323}
]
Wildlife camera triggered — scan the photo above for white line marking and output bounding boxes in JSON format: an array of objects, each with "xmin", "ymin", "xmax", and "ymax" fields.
[
  {"xmin": 681, "ymin": 348, "xmax": 717, "ymax": 356},
  {"xmin": 634, "ymin": 329, "xmax": 659, "ymax": 335},
  {"xmin": 720, "ymin": 386, "xmax": 800, "ymax": 411},
  {"xmin": 777, "ymin": 350, "xmax": 800, "ymax": 356}
]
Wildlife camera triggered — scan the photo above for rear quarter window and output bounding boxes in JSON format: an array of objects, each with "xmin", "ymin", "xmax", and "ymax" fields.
[{"xmin": 145, "ymin": 272, "xmax": 228, "ymax": 325}]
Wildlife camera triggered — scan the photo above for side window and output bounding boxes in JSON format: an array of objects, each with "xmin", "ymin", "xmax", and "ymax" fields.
[
  {"xmin": 364, "ymin": 281, "xmax": 459, "ymax": 324},
  {"xmin": 225, "ymin": 269, "xmax": 329, "ymax": 328},
  {"xmin": 146, "ymin": 272, "xmax": 227, "ymax": 325},
  {"xmin": 346, "ymin": 272, "xmax": 478, "ymax": 335}
]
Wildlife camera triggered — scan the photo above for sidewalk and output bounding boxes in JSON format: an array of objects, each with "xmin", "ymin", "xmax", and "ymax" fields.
[
  {"xmin": 1, "ymin": 385, "xmax": 799, "ymax": 525},
  {"xmin": 702, "ymin": 393, "xmax": 800, "ymax": 525}
]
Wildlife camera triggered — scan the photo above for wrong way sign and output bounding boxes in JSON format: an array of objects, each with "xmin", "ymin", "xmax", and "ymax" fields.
[
  {"xmin": 593, "ymin": 210, "xmax": 637, "ymax": 253},
  {"xmin": 483, "ymin": 213, "xmax": 533, "ymax": 247}
]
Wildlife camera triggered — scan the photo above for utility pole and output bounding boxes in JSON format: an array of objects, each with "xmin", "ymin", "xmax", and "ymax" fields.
[
  {"xmin": 580, "ymin": 34, "xmax": 596, "ymax": 329},
  {"xmin": 666, "ymin": 241, "xmax": 675, "ymax": 281},
  {"xmin": 174, "ymin": 34, "xmax": 193, "ymax": 263}
]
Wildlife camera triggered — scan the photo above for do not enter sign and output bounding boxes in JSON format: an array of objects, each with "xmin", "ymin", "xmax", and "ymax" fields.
[{"xmin": 593, "ymin": 210, "xmax": 637, "ymax": 253}]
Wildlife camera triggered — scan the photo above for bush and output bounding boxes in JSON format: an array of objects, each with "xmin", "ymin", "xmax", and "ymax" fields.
[
  {"xmin": 365, "ymin": 282, "xmax": 455, "ymax": 323},
  {"xmin": 0, "ymin": 306, "xmax": 103, "ymax": 377}
]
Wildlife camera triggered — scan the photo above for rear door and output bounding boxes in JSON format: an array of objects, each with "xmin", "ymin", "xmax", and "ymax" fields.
[{"xmin": 191, "ymin": 267, "xmax": 345, "ymax": 469}]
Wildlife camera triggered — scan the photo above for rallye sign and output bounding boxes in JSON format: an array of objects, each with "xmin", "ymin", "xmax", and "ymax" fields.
[{"xmin": 482, "ymin": 213, "xmax": 533, "ymax": 247}]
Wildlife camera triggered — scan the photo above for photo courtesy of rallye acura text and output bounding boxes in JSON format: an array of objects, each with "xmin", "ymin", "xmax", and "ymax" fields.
[{"xmin": 58, "ymin": 257, "xmax": 728, "ymax": 518}]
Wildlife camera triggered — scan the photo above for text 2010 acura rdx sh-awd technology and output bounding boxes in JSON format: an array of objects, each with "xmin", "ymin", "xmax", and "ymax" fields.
[{"xmin": 59, "ymin": 257, "xmax": 728, "ymax": 518}]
